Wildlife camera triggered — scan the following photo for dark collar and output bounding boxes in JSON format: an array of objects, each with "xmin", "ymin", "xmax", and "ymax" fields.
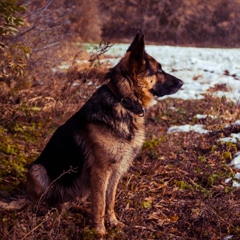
[{"xmin": 106, "ymin": 82, "xmax": 145, "ymax": 117}]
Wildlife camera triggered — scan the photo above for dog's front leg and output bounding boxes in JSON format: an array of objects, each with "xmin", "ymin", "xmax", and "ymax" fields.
[
  {"xmin": 106, "ymin": 171, "xmax": 125, "ymax": 228},
  {"xmin": 90, "ymin": 166, "xmax": 111, "ymax": 236}
]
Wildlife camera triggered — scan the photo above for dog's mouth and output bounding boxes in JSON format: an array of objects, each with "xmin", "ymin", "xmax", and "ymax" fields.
[
  {"xmin": 167, "ymin": 79, "xmax": 184, "ymax": 95},
  {"xmin": 150, "ymin": 78, "xmax": 183, "ymax": 97}
]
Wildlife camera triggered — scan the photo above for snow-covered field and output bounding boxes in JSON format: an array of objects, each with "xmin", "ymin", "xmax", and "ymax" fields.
[
  {"xmin": 103, "ymin": 44, "xmax": 240, "ymax": 103},
  {"xmin": 72, "ymin": 43, "xmax": 240, "ymax": 104}
]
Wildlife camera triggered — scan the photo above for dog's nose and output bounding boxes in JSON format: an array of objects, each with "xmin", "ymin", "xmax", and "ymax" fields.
[{"xmin": 176, "ymin": 79, "xmax": 183, "ymax": 87}]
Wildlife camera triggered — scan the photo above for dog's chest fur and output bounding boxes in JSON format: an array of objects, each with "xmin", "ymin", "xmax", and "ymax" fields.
[{"xmin": 87, "ymin": 113, "xmax": 145, "ymax": 174}]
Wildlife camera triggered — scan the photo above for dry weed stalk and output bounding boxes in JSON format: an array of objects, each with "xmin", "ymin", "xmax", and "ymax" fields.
[
  {"xmin": 33, "ymin": 167, "xmax": 78, "ymax": 213},
  {"xmin": 88, "ymin": 39, "xmax": 112, "ymax": 67}
]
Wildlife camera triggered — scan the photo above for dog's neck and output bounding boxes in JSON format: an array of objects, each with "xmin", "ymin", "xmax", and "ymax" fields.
[{"xmin": 106, "ymin": 82, "xmax": 145, "ymax": 117}]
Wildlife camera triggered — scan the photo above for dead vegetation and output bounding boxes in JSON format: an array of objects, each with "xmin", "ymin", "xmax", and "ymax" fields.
[
  {"xmin": 0, "ymin": 43, "xmax": 240, "ymax": 239},
  {"xmin": 1, "ymin": 1, "xmax": 240, "ymax": 238}
]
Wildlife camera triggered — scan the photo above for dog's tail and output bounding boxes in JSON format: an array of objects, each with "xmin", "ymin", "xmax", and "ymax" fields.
[{"xmin": 0, "ymin": 193, "xmax": 30, "ymax": 211}]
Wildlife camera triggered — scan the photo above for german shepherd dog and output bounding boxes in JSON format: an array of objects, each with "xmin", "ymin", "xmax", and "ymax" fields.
[{"xmin": 25, "ymin": 33, "xmax": 183, "ymax": 235}]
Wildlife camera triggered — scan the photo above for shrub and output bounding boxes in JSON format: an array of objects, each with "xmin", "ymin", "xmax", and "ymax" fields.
[{"xmin": 0, "ymin": 0, "xmax": 30, "ymax": 86}]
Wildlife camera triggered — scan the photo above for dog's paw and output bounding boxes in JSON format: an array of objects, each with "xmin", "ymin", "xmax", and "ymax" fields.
[
  {"xmin": 95, "ymin": 226, "xmax": 107, "ymax": 237},
  {"xmin": 115, "ymin": 220, "xmax": 125, "ymax": 228},
  {"xmin": 108, "ymin": 217, "xmax": 125, "ymax": 228}
]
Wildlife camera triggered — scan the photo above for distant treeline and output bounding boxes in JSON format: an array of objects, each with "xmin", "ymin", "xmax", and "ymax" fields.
[
  {"xmin": 69, "ymin": 0, "xmax": 240, "ymax": 47},
  {"xmin": 11, "ymin": 0, "xmax": 240, "ymax": 48},
  {"xmin": 99, "ymin": 0, "xmax": 240, "ymax": 47}
]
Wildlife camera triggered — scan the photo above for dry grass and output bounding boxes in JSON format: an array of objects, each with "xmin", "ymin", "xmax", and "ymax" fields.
[{"xmin": 0, "ymin": 45, "xmax": 240, "ymax": 240}]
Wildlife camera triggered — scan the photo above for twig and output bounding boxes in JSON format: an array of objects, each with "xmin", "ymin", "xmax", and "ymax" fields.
[
  {"xmin": 34, "ymin": 167, "xmax": 78, "ymax": 212},
  {"xmin": 89, "ymin": 39, "xmax": 112, "ymax": 67},
  {"xmin": 21, "ymin": 218, "xmax": 48, "ymax": 240}
]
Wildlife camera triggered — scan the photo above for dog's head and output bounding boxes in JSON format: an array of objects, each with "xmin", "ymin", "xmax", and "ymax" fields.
[
  {"xmin": 125, "ymin": 32, "xmax": 183, "ymax": 107},
  {"xmin": 106, "ymin": 33, "xmax": 183, "ymax": 111}
]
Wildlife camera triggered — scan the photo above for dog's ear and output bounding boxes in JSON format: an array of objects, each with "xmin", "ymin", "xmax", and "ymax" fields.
[
  {"xmin": 127, "ymin": 33, "xmax": 145, "ymax": 67},
  {"xmin": 127, "ymin": 32, "xmax": 141, "ymax": 53}
]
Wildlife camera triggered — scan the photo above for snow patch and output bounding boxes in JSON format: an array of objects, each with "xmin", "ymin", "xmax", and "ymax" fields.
[
  {"xmin": 224, "ymin": 235, "xmax": 233, "ymax": 240},
  {"xmin": 218, "ymin": 133, "xmax": 240, "ymax": 143},
  {"xmin": 229, "ymin": 152, "xmax": 240, "ymax": 170},
  {"xmin": 225, "ymin": 173, "xmax": 240, "ymax": 188},
  {"xmin": 225, "ymin": 153, "xmax": 240, "ymax": 188},
  {"xmin": 233, "ymin": 120, "xmax": 240, "ymax": 126},
  {"xmin": 87, "ymin": 81, "xmax": 93, "ymax": 86},
  {"xmin": 225, "ymin": 120, "xmax": 240, "ymax": 128},
  {"xmin": 167, "ymin": 124, "xmax": 210, "ymax": 134},
  {"xmin": 105, "ymin": 44, "xmax": 240, "ymax": 102},
  {"xmin": 195, "ymin": 114, "xmax": 217, "ymax": 119}
]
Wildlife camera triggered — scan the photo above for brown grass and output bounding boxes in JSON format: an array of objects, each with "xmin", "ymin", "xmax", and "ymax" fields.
[{"xmin": 0, "ymin": 44, "xmax": 240, "ymax": 240}]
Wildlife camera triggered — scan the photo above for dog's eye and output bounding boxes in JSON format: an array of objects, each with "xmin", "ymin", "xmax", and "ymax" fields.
[{"xmin": 157, "ymin": 68, "xmax": 163, "ymax": 74}]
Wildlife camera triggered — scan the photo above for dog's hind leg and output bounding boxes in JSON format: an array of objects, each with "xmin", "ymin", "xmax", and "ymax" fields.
[
  {"xmin": 106, "ymin": 171, "xmax": 125, "ymax": 228},
  {"xmin": 26, "ymin": 164, "xmax": 50, "ymax": 202}
]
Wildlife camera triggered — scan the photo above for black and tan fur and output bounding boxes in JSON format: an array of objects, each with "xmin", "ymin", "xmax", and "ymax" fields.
[{"xmin": 8, "ymin": 33, "xmax": 183, "ymax": 235}]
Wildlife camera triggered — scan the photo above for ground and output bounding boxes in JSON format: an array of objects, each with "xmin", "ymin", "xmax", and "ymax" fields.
[{"xmin": 0, "ymin": 42, "xmax": 240, "ymax": 239}]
